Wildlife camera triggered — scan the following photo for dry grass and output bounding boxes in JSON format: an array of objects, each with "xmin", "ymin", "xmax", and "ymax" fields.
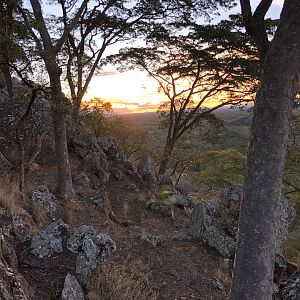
[
  {"xmin": 30, "ymin": 202, "xmax": 48, "ymax": 228},
  {"xmin": 86, "ymin": 257, "xmax": 157, "ymax": 300},
  {"xmin": 0, "ymin": 173, "xmax": 21, "ymax": 214}
]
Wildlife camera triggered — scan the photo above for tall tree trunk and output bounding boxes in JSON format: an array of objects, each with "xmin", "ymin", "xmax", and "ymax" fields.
[
  {"xmin": 229, "ymin": 1, "xmax": 300, "ymax": 299},
  {"xmin": 52, "ymin": 110, "xmax": 75, "ymax": 200},
  {"xmin": 0, "ymin": 62, "xmax": 13, "ymax": 98},
  {"xmin": 46, "ymin": 57, "xmax": 75, "ymax": 200}
]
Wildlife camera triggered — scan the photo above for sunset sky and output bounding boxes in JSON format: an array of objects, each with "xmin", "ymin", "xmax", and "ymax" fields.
[{"xmin": 83, "ymin": 0, "xmax": 284, "ymax": 114}]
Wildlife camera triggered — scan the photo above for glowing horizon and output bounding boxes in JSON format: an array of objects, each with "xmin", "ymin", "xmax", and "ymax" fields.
[{"xmin": 84, "ymin": 69, "xmax": 167, "ymax": 114}]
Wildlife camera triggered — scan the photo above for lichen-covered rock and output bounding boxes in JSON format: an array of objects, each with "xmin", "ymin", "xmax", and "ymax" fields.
[
  {"xmin": 12, "ymin": 210, "xmax": 36, "ymax": 240},
  {"xmin": 67, "ymin": 226, "xmax": 116, "ymax": 280},
  {"xmin": 31, "ymin": 185, "xmax": 57, "ymax": 221},
  {"xmin": 97, "ymin": 137, "xmax": 126, "ymax": 161},
  {"xmin": 31, "ymin": 219, "xmax": 69, "ymax": 258},
  {"xmin": 0, "ymin": 234, "xmax": 29, "ymax": 300},
  {"xmin": 61, "ymin": 273, "xmax": 84, "ymax": 300},
  {"xmin": 279, "ymin": 269, "xmax": 300, "ymax": 300},
  {"xmin": 189, "ymin": 184, "xmax": 295, "ymax": 257},
  {"xmin": 72, "ymin": 171, "xmax": 90, "ymax": 187},
  {"xmin": 137, "ymin": 155, "xmax": 157, "ymax": 187}
]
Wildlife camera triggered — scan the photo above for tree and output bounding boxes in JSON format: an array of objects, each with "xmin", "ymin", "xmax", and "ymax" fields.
[
  {"xmin": 0, "ymin": 0, "xmax": 31, "ymax": 98},
  {"xmin": 108, "ymin": 16, "xmax": 260, "ymax": 174},
  {"xmin": 58, "ymin": 0, "xmax": 236, "ymax": 120},
  {"xmin": 229, "ymin": 0, "xmax": 300, "ymax": 299},
  {"xmin": 18, "ymin": 0, "xmax": 89, "ymax": 200}
]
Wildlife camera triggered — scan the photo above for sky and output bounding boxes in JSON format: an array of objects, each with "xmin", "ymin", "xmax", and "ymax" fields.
[{"xmin": 84, "ymin": 0, "xmax": 284, "ymax": 114}]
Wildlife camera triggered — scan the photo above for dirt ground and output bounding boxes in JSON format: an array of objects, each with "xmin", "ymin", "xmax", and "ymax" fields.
[{"xmin": 12, "ymin": 159, "xmax": 231, "ymax": 300}]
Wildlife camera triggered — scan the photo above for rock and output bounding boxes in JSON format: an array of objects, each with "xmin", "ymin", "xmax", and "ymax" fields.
[
  {"xmin": 0, "ymin": 234, "xmax": 29, "ymax": 300},
  {"xmin": 167, "ymin": 193, "xmax": 193, "ymax": 208},
  {"xmin": 31, "ymin": 185, "xmax": 57, "ymax": 221},
  {"xmin": 72, "ymin": 172, "xmax": 90, "ymax": 187},
  {"xmin": 82, "ymin": 152, "xmax": 110, "ymax": 182},
  {"xmin": 12, "ymin": 210, "xmax": 36, "ymax": 240},
  {"xmin": 146, "ymin": 199, "xmax": 174, "ymax": 217},
  {"xmin": 172, "ymin": 232, "xmax": 192, "ymax": 241},
  {"xmin": 279, "ymin": 269, "xmax": 300, "ymax": 300},
  {"xmin": 125, "ymin": 183, "xmax": 138, "ymax": 192},
  {"xmin": 90, "ymin": 188, "xmax": 108, "ymax": 208},
  {"xmin": 212, "ymin": 278, "xmax": 225, "ymax": 290},
  {"xmin": 140, "ymin": 234, "xmax": 167, "ymax": 247},
  {"xmin": 137, "ymin": 155, "xmax": 157, "ymax": 187},
  {"xmin": 157, "ymin": 174, "xmax": 173, "ymax": 187},
  {"xmin": 0, "ymin": 151, "xmax": 13, "ymax": 170},
  {"xmin": 97, "ymin": 137, "xmax": 126, "ymax": 161},
  {"xmin": 67, "ymin": 226, "xmax": 116, "ymax": 280},
  {"xmin": 61, "ymin": 273, "xmax": 84, "ymax": 300},
  {"xmin": 189, "ymin": 184, "xmax": 295, "ymax": 257},
  {"xmin": 31, "ymin": 219, "xmax": 69, "ymax": 258}
]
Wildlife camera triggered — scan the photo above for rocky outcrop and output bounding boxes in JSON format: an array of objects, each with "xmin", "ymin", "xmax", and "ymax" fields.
[
  {"xmin": 0, "ymin": 98, "xmax": 52, "ymax": 166},
  {"xmin": 67, "ymin": 225, "xmax": 116, "ymax": 280},
  {"xmin": 189, "ymin": 184, "xmax": 295, "ymax": 257},
  {"xmin": 0, "ymin": 214, "xmax": 30, "ymax": 300},
  {"xmin": 61, "ymin": 273, "xmax": 84, "ymax": 300},
  {"xmin": 31, "ymin": 185, "xmax": 57, "ymax": 221},
  {"xmin": 30, "ymin": 221, "xmax": 116, "ymax": 280}
]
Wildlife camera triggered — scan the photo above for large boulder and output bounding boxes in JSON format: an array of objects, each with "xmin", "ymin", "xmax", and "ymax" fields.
[{"xmin": 189, "ymin": 184, "xmax": 296, "ymax": 257}]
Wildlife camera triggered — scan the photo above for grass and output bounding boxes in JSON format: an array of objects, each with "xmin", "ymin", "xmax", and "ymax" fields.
[
  {"xmin": 86, "ymin": 257, "xmax": 157, "ymax": 300},
  {"xmin": 0, "ymin": 173, "xmax": 21, "ymax": 214}
]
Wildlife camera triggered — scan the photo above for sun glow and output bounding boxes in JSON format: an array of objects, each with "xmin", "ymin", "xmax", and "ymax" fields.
[{"xmin": 84, "ymin": 69, "xmax": 166, "ymax": 114}]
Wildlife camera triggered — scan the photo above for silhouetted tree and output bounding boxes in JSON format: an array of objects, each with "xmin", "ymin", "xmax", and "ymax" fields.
[
  {"xmin": 18, "ymin": 0, "xmax": 89, "ymax": 200},
  {"xmin": 108, "ymin": 16, "xmax": 260, "ymax": 174},
  {"xmin": 58, "ymin": 0, "xmax": 236, "ymax": 120}
]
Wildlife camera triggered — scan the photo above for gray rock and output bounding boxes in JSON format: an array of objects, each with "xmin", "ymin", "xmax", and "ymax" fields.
[
  {"xmin": 72, "ymin": 172, "xmax": 90, "ymax": 187},
  {"xmin": 12, "ymin": 211, "xmax": 36, "ymax": 240},
  {"xmin": 157, "ymin": 174, "xmax": 173, "ymax": 186},
  {"xmin": 90, "ymin": 188, "xmax": 108, "ymax": 208},
  {"xmin": 31, "ymin": 185, "xmax": 57, "ymax": 221},
  {"xmin": 189, "ymin": 184, "xmax": 295, "ymax": 257},
  {"xmin": 67, "ymin": 226, "xmax": 116, "ymax": 279},
  {"xmin": 0, "ymin": 151, "xmax": 13, "ymax": 170},
  {"xmin": 172, "ymin": 232, "xmax": 192, "ymax": 241},
  {"xmin": 31, "ymin": 220, "xmax": 69, "ymax": 258},
  {"xmin": 279, "ymin": 269, "xmax": 300, "ymax": 300},
  {"xmin": 97, "ymin": 138, "xmax": 126, "ymax": 161},
  {"xmin": 61, "ymin": 273, "xmax": 84, "ymax": 300},
  {"xmin": 140, "ymin": 234, "xmax": 167, "ymax": 247},
  {"xmin": 137, "ymin": 155, "xmax": 157, "ymax": 186}
]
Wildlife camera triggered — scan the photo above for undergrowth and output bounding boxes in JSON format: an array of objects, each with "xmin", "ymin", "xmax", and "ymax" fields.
[{"xmin": 86, "ymin": 257, "xmax": 157, "ymax": 300}]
